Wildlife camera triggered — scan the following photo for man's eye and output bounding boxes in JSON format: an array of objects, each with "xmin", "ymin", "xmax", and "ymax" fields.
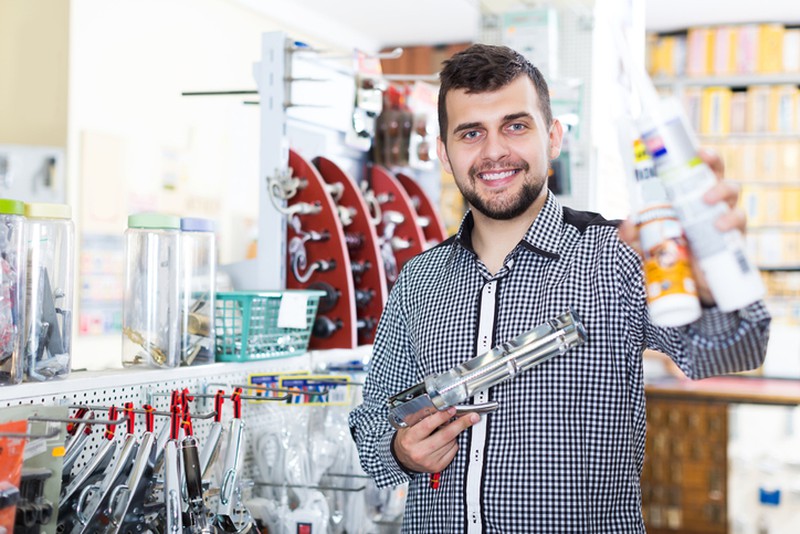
[
  {"xmin": 508, "ymin": 123, "xmax": 526, "ymax": 132},
  {"xmin": 463, "ymin": 131, "xmax": 480, "ymax": 139}
]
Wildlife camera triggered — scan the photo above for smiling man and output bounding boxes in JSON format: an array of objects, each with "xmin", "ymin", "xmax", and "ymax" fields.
[{"xmin": 349, "ymin": 44, "xmax": 770, "ymax": 533}]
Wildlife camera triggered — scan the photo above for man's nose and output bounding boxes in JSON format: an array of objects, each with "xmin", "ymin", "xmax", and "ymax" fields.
[{"xmin": 480, "ymin": 131, "xmax": 511, "ymax": 161}]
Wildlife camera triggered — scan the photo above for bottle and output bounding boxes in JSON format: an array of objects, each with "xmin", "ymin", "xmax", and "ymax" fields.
[
  {"xmin": 757, "ymin": 486, "xmax": 781, "ymax": 534},
  {"xmin": 122, "ymin": 213, "xmax": 181, "ymax": 368},
  {"xmin": 637, "ymin": 97, "xmax": 764, "ymax": 311},
  {"xmin": 628, "ymin": 137, "xmax": 701, "ymax": 327},
  {"xmin": 0, "ymin": 199, "xmax": 26, "ymax": 385},
  {"xmin": 23, "ymin": 202, "xmax": 75, "ymax": 380},
  {"xmin": 179, "ymin": 217, "xmax": 216, "ymax": 366}
]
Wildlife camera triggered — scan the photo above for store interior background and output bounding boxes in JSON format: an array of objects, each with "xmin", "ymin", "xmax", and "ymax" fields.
[{"xmin": 2, "ymin": 0, "xmax": 800, "ymax": 531}]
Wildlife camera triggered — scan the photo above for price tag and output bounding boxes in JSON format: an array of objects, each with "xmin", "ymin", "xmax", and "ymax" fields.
[{"xmin": 277, "ymin": 293, "xmax": 309, "ymax": 329}]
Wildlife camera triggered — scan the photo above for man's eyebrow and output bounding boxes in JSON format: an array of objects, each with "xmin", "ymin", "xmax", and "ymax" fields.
[
  {"xmin": 452, "ymin": 121, "xmax": 482, "ymax": 135},
  {"xmin": 504, "ymin": 112, "xmax": 533, "ymax": 122}
]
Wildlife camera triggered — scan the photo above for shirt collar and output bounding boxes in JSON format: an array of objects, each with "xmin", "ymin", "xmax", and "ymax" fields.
[{"xmin": 453, "ymin": 192, "xmax": 563, "ymax": 261}]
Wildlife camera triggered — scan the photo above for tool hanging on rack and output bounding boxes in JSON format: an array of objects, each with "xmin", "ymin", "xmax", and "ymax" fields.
[
  {"xmin": 395, "ymin": 171, "xmax": 448, "ymax": 248},
  {"xmin": 368, "ymin": 165, "xmax": 427, "ymax": 288},
  {"xmin": 313, "ymin": 156, "xmax": 388, "ymax": 344},
  {"xmin": 271, "ymin": 149, "xmax": 357, "ymax": 350}
]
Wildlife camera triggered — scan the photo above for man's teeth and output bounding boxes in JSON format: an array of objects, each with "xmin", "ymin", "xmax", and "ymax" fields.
[{"xmin": 480, "ymin": 170, "xmax": 516, "ymax": 181}]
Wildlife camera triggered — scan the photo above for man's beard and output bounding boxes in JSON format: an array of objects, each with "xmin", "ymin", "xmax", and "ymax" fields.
[{"xmin": 458, "ymin": 161, "xmax": 546, "ymax": 220}]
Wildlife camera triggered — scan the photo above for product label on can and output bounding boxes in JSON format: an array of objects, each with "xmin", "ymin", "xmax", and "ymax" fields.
[{"xmin": 641, "ymin": 222, "xmax": 697, "ymax": 303}]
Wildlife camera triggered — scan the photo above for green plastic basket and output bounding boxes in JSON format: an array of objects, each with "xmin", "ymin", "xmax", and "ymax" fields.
[{"xmin": 215, "ymin": 290, "xmax": 324, "ymax": 362}]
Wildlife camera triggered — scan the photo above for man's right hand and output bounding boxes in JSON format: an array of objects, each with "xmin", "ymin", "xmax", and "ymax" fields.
[{"xmin": 393, "ymin": 407, "xmax": 481, "ymax": 473}]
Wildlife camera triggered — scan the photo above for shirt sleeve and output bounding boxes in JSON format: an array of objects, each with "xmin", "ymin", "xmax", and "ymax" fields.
[
  {"xmin": 348, "ymin": 268, "xmax": 421, "ymax": 488},
  {"xmin": 617, "ymin": 239, "xmax": 772, "ymax": 379}
]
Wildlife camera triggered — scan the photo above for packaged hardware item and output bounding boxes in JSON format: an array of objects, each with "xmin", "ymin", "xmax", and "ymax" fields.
[
  {"xmin": 122, "ymin": 212, "xmax": 181, "ymax": 368},
  {"xmin": 23, "ymin": 203, "xmax": 74, "ymax": 381},
  {"xmin": 0, "ymin": 199, "xmax": 26, "ymax": 385}
]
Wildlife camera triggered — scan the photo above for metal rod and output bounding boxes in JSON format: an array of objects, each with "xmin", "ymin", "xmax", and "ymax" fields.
[
  {"xmin": 0, "ymin": 428, "xmax": 61, "ymax": 439},
  {"xmin": 182, "ymin": 90, "xmax": 257, "ymax": 96},
  {"xmin": 28, "ymin": 415, "xmax": 131, "ymax": 426},
  {"xmin": 69, "ymin": 404, "xmax": 172, "ymax": 417},
  {"xmin": 207, "ymin": 382, "xmax": 330, "ymax": 398},
  {"xmin": 252, "ymin": 481, "xmax": 366, "ymax": 493}
]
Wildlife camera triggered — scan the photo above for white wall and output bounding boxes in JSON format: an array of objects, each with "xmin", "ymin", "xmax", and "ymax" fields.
[{"xmin": 68, "ymin": 0, "xmax": 352, "ymax": 368}]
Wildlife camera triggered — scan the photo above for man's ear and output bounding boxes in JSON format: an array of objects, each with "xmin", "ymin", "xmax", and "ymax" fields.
[
  {"xmin": 548, "ymin": 119, "xmax": 564, "ymax": 160},
  {"xmin": 437, "ymin": 136, "xmax": 453, "ymax": 175}
]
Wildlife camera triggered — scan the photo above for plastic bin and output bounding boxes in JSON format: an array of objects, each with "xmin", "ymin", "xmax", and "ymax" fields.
[{"xmin": 215, "ymin": 290, "xmax": 323, "ymax": 362}]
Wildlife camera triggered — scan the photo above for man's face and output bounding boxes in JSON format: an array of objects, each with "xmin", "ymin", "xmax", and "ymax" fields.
[{"xmin": 437, "ymin": 76, "xmax": 563, "ymax": 221}]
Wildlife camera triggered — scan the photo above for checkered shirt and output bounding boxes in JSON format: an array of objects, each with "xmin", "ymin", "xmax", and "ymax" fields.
[{"xmin": 348, "ymin": 192, "xmax": 771, "ymax": 533}]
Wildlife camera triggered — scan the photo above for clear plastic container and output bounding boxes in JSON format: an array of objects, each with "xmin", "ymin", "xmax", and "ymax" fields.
[
  {"xmin": 179, "ymin": 217, "xmax": 216, "ymax": 366},
  {"xmin": 23, "ymin": 202, "xmax": 74, "ymax": 381},
  {"xmin": 0, "ymin": 199, "xmax": 26, "ymax": 385},
  {"xmin": 122, "ymin": 213, "xmax": 180, "ymax": 368}
]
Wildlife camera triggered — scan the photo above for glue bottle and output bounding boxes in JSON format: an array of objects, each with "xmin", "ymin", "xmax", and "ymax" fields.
[
  {"xmin": 622, "ymin": 128, "xmax": 701, "ymax": 327},
  {"xmin": 636, "ymin": 97, "xmax": 764, "ymax": 312}
]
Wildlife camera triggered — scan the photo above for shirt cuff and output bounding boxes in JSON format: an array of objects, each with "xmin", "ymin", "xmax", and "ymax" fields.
[
  {"xmin": 380, "ymin": 429, "xmax": 416, "ymax": 480},
  {"xmin": 690, "ymin": 300, "xmax": 770, "ymax": 337}
]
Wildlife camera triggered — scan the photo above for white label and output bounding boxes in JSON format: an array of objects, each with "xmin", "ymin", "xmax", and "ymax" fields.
[
  {"xmin": 277, "ymin": 293, "xmax": 309, "ymax": 329},
  {"xmin": 23, "ymin": 438, "xmax": 47, "ymax": 461}
]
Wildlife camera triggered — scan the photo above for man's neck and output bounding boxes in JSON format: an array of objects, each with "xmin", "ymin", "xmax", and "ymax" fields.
[{"xmin": 470, "ymin": 193, "xmax": 547, "ymax": 275}]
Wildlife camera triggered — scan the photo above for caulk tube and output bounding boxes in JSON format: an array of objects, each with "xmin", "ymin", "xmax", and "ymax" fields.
[
  {"xmin": 619, "ymin": 117, "xmax": 701, "ymax": 327},
  {"xmin": 636, "ymin": 98, "xmax": 764, "ymax": 311}
]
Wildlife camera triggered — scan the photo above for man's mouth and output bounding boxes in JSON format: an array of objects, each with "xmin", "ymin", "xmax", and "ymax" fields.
[{"xmin": 478, "ymin": 169, "xmax": 520, "ymax": 182}]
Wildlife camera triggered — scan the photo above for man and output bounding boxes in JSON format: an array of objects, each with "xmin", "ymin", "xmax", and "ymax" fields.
[{"xmin": 348, "ymin": 44, "xmax": 770, "ymax": 533}]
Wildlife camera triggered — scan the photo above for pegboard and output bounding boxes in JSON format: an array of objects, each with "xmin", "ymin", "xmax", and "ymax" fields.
[{"xmin": 0, "ymin": 356, "xmax": 315, "ymax": 478}]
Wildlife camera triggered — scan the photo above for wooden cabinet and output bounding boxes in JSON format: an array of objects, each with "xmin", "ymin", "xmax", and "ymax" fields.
[{"xmin": 643, "ymin": 377, "xmax": 800, "ymax": 533}]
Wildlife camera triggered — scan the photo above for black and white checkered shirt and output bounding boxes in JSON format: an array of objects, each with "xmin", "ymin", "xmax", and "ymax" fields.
[{"xmin": 349, "ymin": 192, "xmax": 771, "ymax": 533}]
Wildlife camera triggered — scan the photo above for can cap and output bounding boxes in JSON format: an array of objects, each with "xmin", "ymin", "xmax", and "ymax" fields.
[
  {"xmin": 180, "ymin": 217, "xmax": 215, "ymax": 232},
  {"xmin": 128, "ymin": 212, "xmax": 181, "ymax": 229},
  {"xmin": 25, "ymin": 202, "xmax": 72, "ymax": 219},
  {"xmin": 0, "ymin": 198, "xmax": 25, "ymax": 215}
]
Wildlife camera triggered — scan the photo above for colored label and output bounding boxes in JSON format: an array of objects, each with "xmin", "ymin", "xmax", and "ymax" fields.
[{"xmin": 642, "ymin": 233, "xmax": 697, "ymax": 302}]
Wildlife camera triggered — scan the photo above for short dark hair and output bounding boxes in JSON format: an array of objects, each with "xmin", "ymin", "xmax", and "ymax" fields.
[{"xmin": 438, "ymin": 44, "xmax": 552, "ymax": 143}]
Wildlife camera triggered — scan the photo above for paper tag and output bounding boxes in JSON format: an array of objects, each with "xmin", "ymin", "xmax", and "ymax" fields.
[{"xmin": 277, "ymin": 293, "xmax": 309, "ymax": 329}]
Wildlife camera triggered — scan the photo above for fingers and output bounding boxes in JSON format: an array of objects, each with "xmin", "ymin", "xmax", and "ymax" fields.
[
  {"xmin": 703, "ymin": 180, "xmax": 740, "ymax": 210},
  {"xmin": 698, "ymin": 148, "xmax": 724, "ymax": 180},
  {"xmin": 618, "ymin": 218, "xmax": 642, "ymax": 256},
  {"xmin": 394, "ymin": 409, "xmax": 481, "ymax": 473}
]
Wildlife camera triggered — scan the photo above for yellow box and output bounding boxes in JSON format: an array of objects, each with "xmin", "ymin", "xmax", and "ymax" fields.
[
  {"xmin": 700, "ymin": 87, "xmax": 732, "ymax": 135},
  {"xmin": 770, "ymin": 85, "xmax": 799, "ymax": 133},
  {"xmin": 758, "ymin": 23, "xmax": 785, "ymax": 74},
  {"xmin": 777, "ymin": 140, "xmax": 800, "ymax": 182},
  {"xmin": 781, "ymin": 188, "xmax": 800, "ymax": 223}
]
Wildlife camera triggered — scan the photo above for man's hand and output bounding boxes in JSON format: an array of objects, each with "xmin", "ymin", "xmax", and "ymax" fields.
[
  {"xmin": 618, "ymin": 149, "xmax": 745, "ymax": 307},
  {"xmin": 393, "ymin": 407, "xmax": 480, "ymax": 473}
]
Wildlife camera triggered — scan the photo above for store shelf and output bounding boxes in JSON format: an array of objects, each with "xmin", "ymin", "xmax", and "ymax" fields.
[
  {"xmin": 653, "ymin": 73, "xmax": 800, "ymax": 88},
  {"xmin": 646, "ymin": 376, "xmax": 800, "ymax": 406},
  {"xmin": 0, "ymin": 355, "xmax": 311, "ymax": 404},
  {"xmin": 760, "ymin": 266, "xmax": 800, "ymax": 272},
  {"xmin": 700, "ymin": 133, "xmax": 800, "ymax": 141}
]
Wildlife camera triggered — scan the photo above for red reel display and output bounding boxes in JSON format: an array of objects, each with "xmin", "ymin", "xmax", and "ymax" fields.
[
  {"xmin": 286, "ymin": 149, "xmax": 357, "ymax": 350},
  {"xmin": 314, "ymin": 156, "xmax": 388, "ymax": 345},
  {"xmin": 395, "ymin": 171, "xmax": 448, "ymax": 247},
  {"xmin": 368, "ymin": 165, "xmax": 426, "ymax": 288}
]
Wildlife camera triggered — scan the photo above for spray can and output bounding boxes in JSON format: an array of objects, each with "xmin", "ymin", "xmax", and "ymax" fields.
[
  {"xmin": 637, "ymin": 97, "xmax": 764, "ymax": 311},
  {"xmin": 628, "ymin": 138, "xmax": 702, "ymax": 327}
]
